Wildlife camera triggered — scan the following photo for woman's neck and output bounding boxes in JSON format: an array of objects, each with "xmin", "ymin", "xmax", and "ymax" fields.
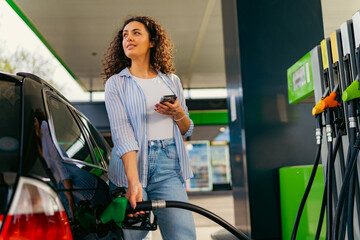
[{"xmin": 129, "ymin": 59, "xmax": 157, "ymax": 79}]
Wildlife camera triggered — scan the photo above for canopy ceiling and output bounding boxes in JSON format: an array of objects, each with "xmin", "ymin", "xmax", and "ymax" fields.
[
  {"xmin": 9, "ymin": 0, "xmax": 225, "ymax": 91},
  {"xmin": 8, "ymin": 0, "xmax": 360, "ymax": 91}
]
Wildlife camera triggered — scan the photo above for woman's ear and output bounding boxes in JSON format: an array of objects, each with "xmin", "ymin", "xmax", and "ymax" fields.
[{"xmin": 150, "ymin": 40, "xmax": 155, "ymax": 48}]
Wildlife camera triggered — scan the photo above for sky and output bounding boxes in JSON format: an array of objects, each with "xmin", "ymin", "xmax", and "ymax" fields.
[
  {"xmin": 0, "ymin": 1, "xmax": 226, "ymax": 101},
  {"xmin": 0, "ymin": 1, "xmax": 93, "ymax": 101}
]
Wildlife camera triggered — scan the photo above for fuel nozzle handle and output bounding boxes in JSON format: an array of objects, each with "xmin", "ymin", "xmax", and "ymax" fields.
[
  {"xmin": 99, "ymin": 197, "xmax": 128, "ymax": 228},
  {"xmin": 341, "ymin": 77, "xmax": 360, "ymax": 129},
  {"xmin": 342, "ymin": 79, "xmax": 360, "ymax": 102},
  {"xmin": 99, "ymin": 198, "xmax": 165, "ymax": 228},
  {"xmin": 312, "ymin": 100, "xmax": 325, "ymax": 116},
  {"xmin": 312, "ymin": 92, "xmax": 340, "ymax": 116},
  {"xmin": 321, "ymin": 92, "xmax": 341, "ymax": 109}
]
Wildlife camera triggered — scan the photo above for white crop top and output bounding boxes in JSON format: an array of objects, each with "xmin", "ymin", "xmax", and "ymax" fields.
[{"xmin": 132, "ymin": 75, "xmax": 174, "ymax": 140}]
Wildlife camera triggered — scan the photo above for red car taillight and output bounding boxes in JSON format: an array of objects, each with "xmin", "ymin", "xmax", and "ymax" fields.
[{"xmin": 0, "ymin": 177, "xmax": 73, "ymax": 240}]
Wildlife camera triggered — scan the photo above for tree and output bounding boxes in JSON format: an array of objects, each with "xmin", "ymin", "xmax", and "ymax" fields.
[{"xmin": 0, "ymin": 45, "xmax": 61, "ymax": 90}]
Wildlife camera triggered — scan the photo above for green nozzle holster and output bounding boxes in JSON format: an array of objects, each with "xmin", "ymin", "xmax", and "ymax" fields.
[
  {"xmin": 100, "ymin": 197, "xmax": 128, "ymax": 228},
  {"xmin": 342, "ymin": 80, "xmax": 360, "ymax": 102}
]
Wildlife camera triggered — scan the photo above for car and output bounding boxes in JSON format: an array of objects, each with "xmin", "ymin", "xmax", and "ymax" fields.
[{"xmin": 0, "ymin": 71, "xmax": 119, "ymax": 240}]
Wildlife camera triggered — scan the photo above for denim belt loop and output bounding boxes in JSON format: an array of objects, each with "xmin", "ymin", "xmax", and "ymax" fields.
[{"xmin": 162, "ymin": 140, "xmax": 166, "ymax": 150}]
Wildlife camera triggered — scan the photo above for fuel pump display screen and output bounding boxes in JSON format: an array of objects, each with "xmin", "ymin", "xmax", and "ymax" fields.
[
  {"xmin": 292, "ymin": 63, "xmax": 310, "ymax": 92},
  {"xmin": 293, "ymin": 66, "xmax": 305, "ymax": 91},
  {"xmin": 287, "ymin": 51, "xmax": 314, "ymax": 104}
]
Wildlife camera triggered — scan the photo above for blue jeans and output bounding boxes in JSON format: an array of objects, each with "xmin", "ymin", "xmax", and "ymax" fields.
[{"xmin": 109, "ymin": 138, "xmax": 196, "ymax": 240}]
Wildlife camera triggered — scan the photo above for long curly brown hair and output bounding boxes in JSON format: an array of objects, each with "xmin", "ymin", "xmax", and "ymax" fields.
[{"xmin": 102, "ymin": 16, "xmax": 175, "ymax": 82}]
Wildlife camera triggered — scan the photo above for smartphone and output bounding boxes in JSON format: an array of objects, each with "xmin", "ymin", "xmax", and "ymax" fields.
[{"xmin": 160, "ymin": 94, "xmax": 177, "ymax": 104}]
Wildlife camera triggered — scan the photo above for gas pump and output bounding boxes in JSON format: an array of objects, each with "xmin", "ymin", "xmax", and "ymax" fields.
[
  {"xmin": 287, "ymin": 46, "xmax": 330, "ymax": 240},
  {"xmin": 331, "ymin": 19, "xmax": 360, "ymax": 240},
  {"xmin": 331, "ymin": 16, "xmax": 360, "ymax": 240},
  {"xmin": 285, "ymin": 9, "xmax": 360, "ymax": 240},
  {"xmin": 329, "ymin": 27, "xmax": 357, "ymax": 240},
  {"xmin": 319, "ymin": 37, "xmax": 343, "ymax": 240}
]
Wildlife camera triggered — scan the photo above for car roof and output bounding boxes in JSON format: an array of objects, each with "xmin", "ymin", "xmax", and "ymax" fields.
[
  {"xmin": 0, "ymin": 71, "xmax": 72, "ymax": 105},
  {"xmin": 0, "ymin": 71, "xmax": 23, "ymax": 83}
]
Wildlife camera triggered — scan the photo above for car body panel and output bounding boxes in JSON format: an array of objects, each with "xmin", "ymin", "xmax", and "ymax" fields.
[{"xmin": 0, "ymin": 72, "xmax": 114, "ymax": 239}]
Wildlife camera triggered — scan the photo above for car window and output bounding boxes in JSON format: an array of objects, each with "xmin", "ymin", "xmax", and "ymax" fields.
[
  {"xmin": 0, "ymin": 80, "xmax": 21, "ymax": 170},
  {"xmin": 77, "ymin": 113, "xmax": 110, "ymax": 167},
  {"xmin": 47, "ymin": 96, "xmax": 94, "ymax": 165}
]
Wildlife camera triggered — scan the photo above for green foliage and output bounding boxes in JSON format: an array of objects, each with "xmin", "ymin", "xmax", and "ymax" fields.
[
  {"xmin": 0, "ymin": 44, "xmax": 62, "ymax": 90},
  {"xmin": 0, "ymin": 57, "xmax": 15, "ymax": 73}
]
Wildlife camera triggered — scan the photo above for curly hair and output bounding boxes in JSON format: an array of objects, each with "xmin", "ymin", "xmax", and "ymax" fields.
[{"xmin": 102, "ymin": 16, "xmax": 175, "ymax": 82}]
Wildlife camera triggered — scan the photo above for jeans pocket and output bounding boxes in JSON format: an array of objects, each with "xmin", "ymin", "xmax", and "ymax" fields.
[{"xmin": 165, "ymin": 144, "xmax": 178, "ymax": 160}]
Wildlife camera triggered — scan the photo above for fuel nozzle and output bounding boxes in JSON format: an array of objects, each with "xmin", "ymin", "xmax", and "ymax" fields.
[
  {"xmin": 312, "ymin": 92, "xmax": 341, "ymax": 116},
  {"xmin": 100, "ymin": 188, "xmax": 157, "ymax": 231},
  {"xmin": 341, "ymin": 78, "xmax": 360, "ymax": 131},
  {"xmin": 312, "ymin": 99, "xmax": 325, "ymax": 116},
  {"xmin": 324, "ymin": 92, "xmax": 340, "ymax": 142},
  {"xmin": 312, "ymin": 92, "xmax": 340, "ymax": 142},
  {"xmin": 100, "ymin": 197, "xmax": 128, "ymax": 228},
  {"xmin": 321, "ymin": 92, "xmax": 341, "ymax": 109},
  {"xmin": 342, "ymin": 80, "xmax": 360, "ymax": 102}
]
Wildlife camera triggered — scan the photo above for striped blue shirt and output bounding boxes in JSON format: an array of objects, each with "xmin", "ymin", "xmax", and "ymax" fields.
[{"xmin": 105, "ymin": 68, "xmax": 194, "ymax": 188}]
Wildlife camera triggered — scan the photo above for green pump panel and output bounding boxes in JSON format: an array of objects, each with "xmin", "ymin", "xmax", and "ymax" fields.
[
  {"xmin": 287, "ymin": 52, "xmax": 314, "ymax": 104},
  {"xmin": 279, "ymin": 165, "xmax": 326, "ymax": 240}
]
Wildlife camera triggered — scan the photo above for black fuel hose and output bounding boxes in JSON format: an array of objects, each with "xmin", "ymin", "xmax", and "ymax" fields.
[
  {"xmin": 315, "ymin": 127, "xmax": 343, "ymax": 240},
  {"xmin": 338, "ymin": 145, "xmax": 352, "ymax": 240},
  {"xmin": 336, "ymin": 98, "xmax": 358, "ymax": 240},
  {"xmin": 326, "ymin": 140, "xmax": 334, "ymax": 240},
  {"xmin": 291, "ymin": 143, "xmax": 322, "ymax": 240},
  {"xmin": 292, "ymin": 113, "xmax": 344, "ymax": 240},
  {"xmin": 332, "ymin": 136, "xmax": 360, "ymax": 240},
  {"xmin": 325, "ymin": 108, "xmax": 334, "ymax": 240},
  {"xmin": 291, "ymin": 114, "xmax": 326, "ymax": 240},
  {"xmin": 347, "ymin": 168, "xmax": 356, "ymax": 240},
  {"xmin": 126, "ymin": 200, "xmax": 251, "ymax": 240},
  {"xmin": 314, "ymin": 127, "xmax": 343, "ymax": 240},
  {"xmin": 315, "ymin": 181, "xmax": 327, "ymax": 240}
]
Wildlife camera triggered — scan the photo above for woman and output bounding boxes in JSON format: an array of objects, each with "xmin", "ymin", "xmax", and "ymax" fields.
[{"xmin": 103, "ymin": 16, "xmax": 196, "ymax": 240}]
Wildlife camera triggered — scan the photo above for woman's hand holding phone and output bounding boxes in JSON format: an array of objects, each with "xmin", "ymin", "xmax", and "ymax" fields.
[
  {"xmin": 160, "ymin": 94, "xmax": 177, "ymax": 104},
  {"xmin": 155, "ymin": 95, "xmax": 182, "ymax": 117}
]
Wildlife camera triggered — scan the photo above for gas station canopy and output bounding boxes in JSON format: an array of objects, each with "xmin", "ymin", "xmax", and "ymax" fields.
[
  {"xmin": 8, "ymin": 0, "xmax": 226, "ymax": 91},
  {"xmin": 7, "ymin": 0, "xmax": 360, "ymax": 92}
]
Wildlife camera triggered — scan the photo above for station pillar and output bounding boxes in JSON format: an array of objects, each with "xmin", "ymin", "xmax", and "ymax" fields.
[{"xmin": 221, "ymin": 0, "xmax": 324, "ymax": 238}]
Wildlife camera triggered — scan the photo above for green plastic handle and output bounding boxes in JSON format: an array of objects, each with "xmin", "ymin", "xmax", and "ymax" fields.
[
  {"xmin": 342, "ymin": 80, "xmax": 360, "ymax": 102},
  {"xmin": 100, "ymin": 197, "xmax": 128, "ymax": 228}
]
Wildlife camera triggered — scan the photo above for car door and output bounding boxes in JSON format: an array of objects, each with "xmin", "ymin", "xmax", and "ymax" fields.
[
  {"xmin": 42, "ymin": 90, "xmax": 111, "ymax": 238},
  {"xmin": 72, "ymin": 109, "xmax": 111, "ymax": 172}
]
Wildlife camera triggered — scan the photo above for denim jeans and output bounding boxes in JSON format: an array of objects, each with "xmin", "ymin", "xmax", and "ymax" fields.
[{"xmin": 109, "ymin": 138, "xmax": 196, "ymax": 240}]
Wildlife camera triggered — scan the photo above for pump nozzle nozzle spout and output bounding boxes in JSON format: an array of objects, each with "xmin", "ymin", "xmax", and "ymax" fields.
[
  {"xmin": 312, "ymin": 92, "xmax": 340, "ymax": 116},
  {"xmin": 312, "ymin": 100, "xmax": 325, "ymax": 116},
  {"xmin": 342, "ymin": 80, "xmax": 360, "ymax": 102},
  {"xmin": 321, "ymin": 92, "xmax": 340, "ymax": 109}
]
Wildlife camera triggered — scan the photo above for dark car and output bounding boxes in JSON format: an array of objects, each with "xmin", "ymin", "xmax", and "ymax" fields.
[{"xmin": 0, "ymin": 72, "xmax": 118, "ymax": 239}]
